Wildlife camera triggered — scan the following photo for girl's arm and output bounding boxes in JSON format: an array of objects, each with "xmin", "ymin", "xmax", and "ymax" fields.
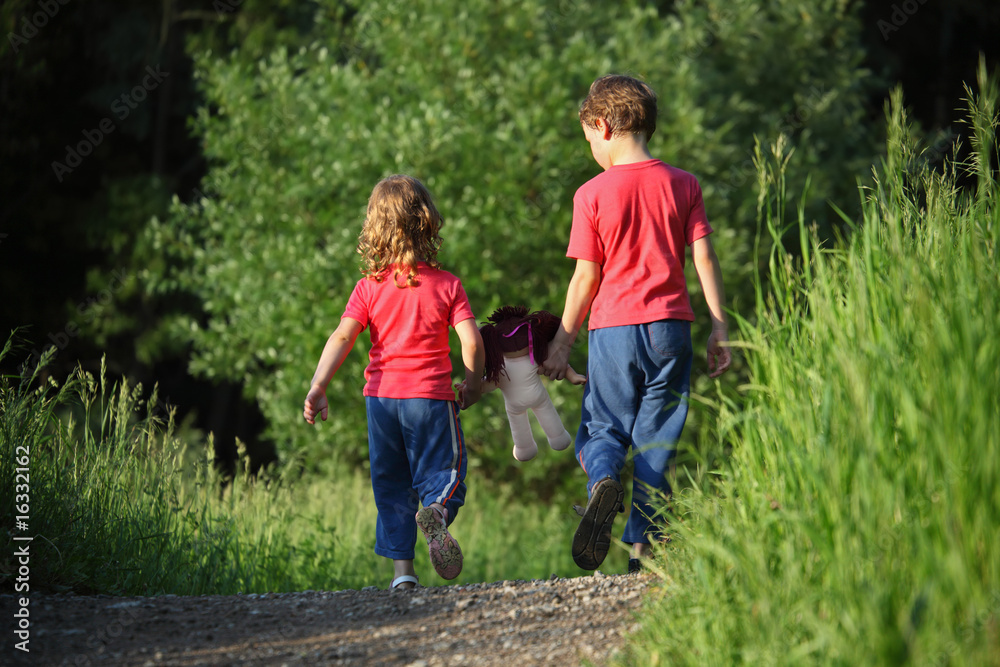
[
  {"xmin": 304, "ymin": 317, "xmax": 364, "ymax": 424},
  {"xmin": 454, "ymin": 317, "xmax": 485, "ymax": 409}
]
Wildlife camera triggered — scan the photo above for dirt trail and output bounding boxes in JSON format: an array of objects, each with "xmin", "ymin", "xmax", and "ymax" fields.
[{"xmin": 2, "ymin": 572, "xmax": 658, "ymax": 666}]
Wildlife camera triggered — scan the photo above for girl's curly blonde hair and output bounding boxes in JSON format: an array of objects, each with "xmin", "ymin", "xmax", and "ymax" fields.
[{"xmin": 357, "ymin": 174, "xmax": 443, "ymax": 286}]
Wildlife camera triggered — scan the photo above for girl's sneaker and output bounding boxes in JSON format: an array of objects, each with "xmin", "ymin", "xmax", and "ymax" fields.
[{"xmin": 416, "ymin": 505, "xmax": 463, "ymax": 580}]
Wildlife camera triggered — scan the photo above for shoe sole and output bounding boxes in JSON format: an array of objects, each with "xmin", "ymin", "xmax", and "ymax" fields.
[
  {"xmin": 416, "ymin": 507, "xmax": 463, "ymax": 580},
  {"xmin": 572, "ymin": 478, "xmax": 624, "ymax": 570}
]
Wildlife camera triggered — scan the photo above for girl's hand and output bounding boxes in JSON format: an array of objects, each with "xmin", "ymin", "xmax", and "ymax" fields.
[
  {"xmin": 455, "ymin": 380, "xmax": 481, "ymax": 410},
  {"xmin": 304, "ymin": 386, "xmax": 329, "ymax": 424},
  {"xmin": 565, "ymin": 365, "xmax": 587, "ymax": 386},
  {"xmin": 539, "ymin": 341, "xmax": 571, "ymax": 381}
]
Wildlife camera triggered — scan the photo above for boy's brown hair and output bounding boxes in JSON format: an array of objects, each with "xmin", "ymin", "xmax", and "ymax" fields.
[
  {"xmin": 358, "ymin": 174, "xmax": 443, "ymax": 287},
  {"xmin": 579, "ymin": 74, "xmax": 657, "ymax": 140}
]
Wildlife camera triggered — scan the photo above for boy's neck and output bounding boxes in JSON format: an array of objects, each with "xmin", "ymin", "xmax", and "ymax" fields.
[{"xmin": 607, "ymin": 133, "xmax": 654, "ymax": 167}]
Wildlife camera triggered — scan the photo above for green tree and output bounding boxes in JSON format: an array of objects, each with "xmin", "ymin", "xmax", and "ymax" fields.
[
  {"xmin": 0, "ymin": 0, "xmax": 340, "ymax": 469},
  {"xmin": 144, "ymin": 0, "xmax": 876, "ymax": 481}
]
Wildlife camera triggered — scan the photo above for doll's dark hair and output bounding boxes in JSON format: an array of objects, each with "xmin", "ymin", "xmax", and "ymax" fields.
[{"xmin": 480, "ymin": 306, "xmax": 562, "ymax": 384}]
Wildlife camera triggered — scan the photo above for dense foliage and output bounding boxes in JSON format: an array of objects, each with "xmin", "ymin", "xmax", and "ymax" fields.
[{"xmin": 144, "ymin": 0, "xmax": 875, "ymax": 479}]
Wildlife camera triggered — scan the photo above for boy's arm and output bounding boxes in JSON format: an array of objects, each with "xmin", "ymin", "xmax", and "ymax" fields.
[
  {"xmin": 304, "ymin": 317, "xmax": 364, "ymax": 424},
  {"xmin": 541, "ymin": 259, "xmax": 601, "ymax": 381},
  {"xmin": 454, "ymin": 317, "xmax": 485, "ymax": 409},
  {"xmin": 691, "ymin": 236, "xmax": 732, "ymax": 378}
]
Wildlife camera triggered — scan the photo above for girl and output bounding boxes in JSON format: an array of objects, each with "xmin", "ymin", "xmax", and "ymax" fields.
[{"xmin": 304, "ymin": 174, "xmax": 484, "ymax": 589}]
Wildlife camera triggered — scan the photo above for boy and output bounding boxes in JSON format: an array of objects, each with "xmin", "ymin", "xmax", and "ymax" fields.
[{"xmin": 541, "ymin": 74, "xmax": 732, "ymax": 572}]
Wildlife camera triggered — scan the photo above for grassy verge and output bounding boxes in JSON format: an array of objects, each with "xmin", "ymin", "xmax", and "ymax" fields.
[
  {"xmin": 622, "ymin": 65, "xmax": 999, "ymax": 665},
  {"xmin": 1, "ymin": 345, "xmax": 610, "ymax": 596}
]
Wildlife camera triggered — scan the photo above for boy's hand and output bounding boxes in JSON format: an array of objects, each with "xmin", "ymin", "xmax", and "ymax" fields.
[
  {"xmin": 706, "ymin": 329, "xmax": 732, "ymax": 378},
  {"xmin": 303, "ymin": 386, "xmax": 329, "ymax": 424}
]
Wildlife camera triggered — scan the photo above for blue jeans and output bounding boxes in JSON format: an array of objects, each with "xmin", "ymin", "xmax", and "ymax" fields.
[
  {"xmin": 576, "ymin": 320, "xmax": 692, "ymax": 544},
  {"xmin": 366, "ymin": 397, "xmax": 467, "ymax": 560}
]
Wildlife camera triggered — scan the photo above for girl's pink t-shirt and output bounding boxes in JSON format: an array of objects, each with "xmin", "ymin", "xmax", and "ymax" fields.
[
  {"xmin": 567, "ymin": 159, "xmax": 713, "ymax": 329},
  {"xmin": 343, "ymin": 263, "xmax": 474, "ymax": 400}
]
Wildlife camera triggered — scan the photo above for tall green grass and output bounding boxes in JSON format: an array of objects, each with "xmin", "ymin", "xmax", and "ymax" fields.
[
  {"xmin": 624, "ymin": 65, "xmax": 999, "ymax": 665},
  {"xmin": 1, "ymin": 342, "xmax": 605, "ymax": 596}
]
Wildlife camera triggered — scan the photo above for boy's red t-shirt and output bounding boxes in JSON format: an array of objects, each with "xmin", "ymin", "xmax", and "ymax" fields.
[
  {"xmin": 567, "ymin": 159, "xmax": 713, "ymax": 330},
  {"xmin": 342, "ymin": 262, "xmax": 474, "ymax": 400}
]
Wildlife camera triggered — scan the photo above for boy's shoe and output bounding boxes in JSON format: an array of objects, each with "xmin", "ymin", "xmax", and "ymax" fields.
[
  {"xmin": 572, "ymin": 477, "xmax": 624, "ymax": 570},
  {"xmin": 416, "ymin": 505, "xmax": 463, "ymax": 580},
  {"xmin": 628, "ymin": 558, "xmax": 643, "ymax": 574}
]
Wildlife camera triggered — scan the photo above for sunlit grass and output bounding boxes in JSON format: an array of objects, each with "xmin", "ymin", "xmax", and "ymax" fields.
[
  {"xmin": 622, "ymin": 63, "xmax": 999, "ymax": 665},
  {"xmin": 0, "ymin": 346, "xmax": 608, "ymax": 596}
]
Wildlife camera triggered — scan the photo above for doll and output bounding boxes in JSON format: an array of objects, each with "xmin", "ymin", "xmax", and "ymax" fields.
[{"xmin": 479, "ymin": 305, "xmax": 586, "ymax": 461}]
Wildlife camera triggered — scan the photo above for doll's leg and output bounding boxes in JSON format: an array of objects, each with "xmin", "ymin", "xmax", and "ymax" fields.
[
  {"xmin": 505, "ymin": 404, "xmax": 539, "ymax": 461},
  {"xmin": 531, "ymin": 398, "xmax": 572, "ymax": 451}
]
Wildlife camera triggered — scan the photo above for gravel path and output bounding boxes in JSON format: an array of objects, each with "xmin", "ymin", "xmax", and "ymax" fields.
[{"xmin": 2, "ymin": 571, "xmax": 658, "ymax": 666}]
